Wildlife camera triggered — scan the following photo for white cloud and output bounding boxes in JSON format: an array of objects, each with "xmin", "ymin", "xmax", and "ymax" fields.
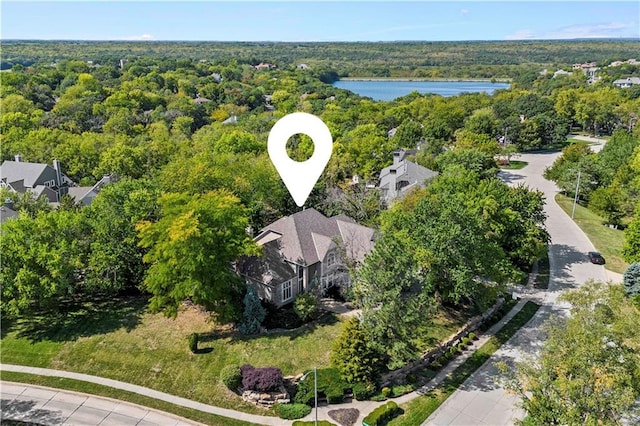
[
  {"xmin": 123, "ymin": 34, "xmax": 155, "ymax": 41},
  {"xmin": 505, "ymin": 29, "xmax": 536, "ymax": 40},
  {"xmin": 505, "ymin": 21, "xmax": 638, "ymax": 40},
  {"xmin": 460, "ymin": 8, "xmax": 469, "ymax": 16}
]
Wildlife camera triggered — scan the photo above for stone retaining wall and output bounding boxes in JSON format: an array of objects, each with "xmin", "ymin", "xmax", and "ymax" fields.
[{"xmin": 380, "ymin": 297, "xmax": 505, "ymax": 386}]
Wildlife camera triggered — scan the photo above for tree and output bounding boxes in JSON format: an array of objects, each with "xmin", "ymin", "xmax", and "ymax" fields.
[
  {"xmin": 623, "ymin": 202, "xmax": 640, "ymax": 263},
  {"xmin": 1, "ymin": 209, "xmax": 90, "ymax": 317},
  {"xmin": 353, "ymin": 232, "xmax": 436, "ymax": 369},
  {"xmin": 589, "ymin": 184, "xmax": 625, "ymax": 227},
  {"xmin": 500, "ymin": 281, "xmax": 640, "ymax": 425},
  {"xmin": 623, "ymin": 262, "xmax": 640, "ymax": 297},
  {"xmin": 238, "ymin": 286, "xmax": 266, "ymax": 335},
  {"xmin": 136, "ymin": 190, "xmax": 259, "ymax": 320},
  {"xmin": 330, "ymin": 317, "xmax": 386, "ymax": 384}
]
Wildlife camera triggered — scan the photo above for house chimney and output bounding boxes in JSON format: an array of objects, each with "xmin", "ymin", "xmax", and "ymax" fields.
[
  {"xmin": 53, "ymin": 159, "xmax": 63, "ymax": 187},
  {"xmin": 14, "ymin": 154, "xmax": 22, "ymax": 162},
  {"xmin": 393, "ymin": 150, "xmax": 402, "ymax": 165},
  {"xmin": 4, "ymin": 198, "xmax": 14, "ymax": 210}
]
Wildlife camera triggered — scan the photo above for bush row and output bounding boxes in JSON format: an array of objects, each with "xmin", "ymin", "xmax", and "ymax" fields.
[
  {"xmin": 274, "ymin": 403, "xmax": 311, "ymax": 420},
  {"xmin": 362, "ymin": 401, "xmax": 402, "ymax": 426}
]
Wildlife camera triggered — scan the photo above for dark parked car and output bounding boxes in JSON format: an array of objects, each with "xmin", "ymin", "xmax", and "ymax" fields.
[{"xmin": 588, "ymin": 251, "xmax": 605, "ymax": 265}]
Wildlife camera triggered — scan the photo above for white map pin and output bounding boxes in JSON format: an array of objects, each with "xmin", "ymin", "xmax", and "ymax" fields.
[{"xmin": 268, "ymin": 112, "xmax": 333, "ymax": 207}]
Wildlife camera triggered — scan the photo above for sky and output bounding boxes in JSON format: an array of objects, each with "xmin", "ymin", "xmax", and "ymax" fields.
[{"xmin": 1, "ymin": 1, "xmax": 639, "ymax": 42}]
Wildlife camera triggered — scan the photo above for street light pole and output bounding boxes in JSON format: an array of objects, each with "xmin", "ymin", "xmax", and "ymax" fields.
[
  {"xmin": 300, "ymin": 368, "xmax": 318, "ymax": 426},
  {"xmin": 572, "ymin": 168, "xmax": 581, "ymax": 219},
  {"xmin": 314, "ymin": 366, "xmax": 318, "ymax": 426}
]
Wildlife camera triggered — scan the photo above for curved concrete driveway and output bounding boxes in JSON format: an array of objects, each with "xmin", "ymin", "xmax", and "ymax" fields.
[{"xmin": 424, "ymin": 144, "xmax": 608, "ymax": 425}]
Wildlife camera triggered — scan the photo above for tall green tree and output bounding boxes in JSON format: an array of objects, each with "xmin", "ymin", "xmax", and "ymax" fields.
[
  {"xmin": 501, "ymin": 282, "xmax": 640, "ymax": 425},
  {"xmin": 136, "ymin": 190, "xmax": 259, "ymax": 320}
]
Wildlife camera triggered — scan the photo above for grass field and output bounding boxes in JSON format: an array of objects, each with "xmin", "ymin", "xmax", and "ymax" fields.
[
  {"xmin": 389, "ymin": 301, "xmax": 541, "ymax": 426},
  {"xmin": 555, "ymin": 193, "xmax": 628, "ymax": 274},
  {"xmin": 1, "ymin": 295, "xmax": 473, "ymax": 418}
]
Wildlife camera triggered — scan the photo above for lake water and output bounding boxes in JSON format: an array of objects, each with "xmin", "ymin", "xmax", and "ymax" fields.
[{"xmin": 332, "ymin": 80, "xmax": 510, "ymax": 101}]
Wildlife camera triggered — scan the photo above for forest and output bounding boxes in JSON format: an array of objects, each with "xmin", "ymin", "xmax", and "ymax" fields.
[{"xmin": 1, "ymin": 41, "xmax": 640, "ymax": 420}]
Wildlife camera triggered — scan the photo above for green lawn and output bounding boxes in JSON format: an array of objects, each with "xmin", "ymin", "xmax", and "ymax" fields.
[
  {"xmin": 555, "ymin": 194, "xmax": 628, "ymax": 274},
  {"xmin": 388, "ymin": 301, "xmax": 541, "ymax": 426},
  {"xmin": 1, "ymin": 295, "xmax": 473, "ymax": 418}
]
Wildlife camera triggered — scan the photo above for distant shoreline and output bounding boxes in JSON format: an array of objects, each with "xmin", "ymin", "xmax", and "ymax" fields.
[{"xmin": 338, "ymin": 77, "xmax": 512, "ymax": 83}]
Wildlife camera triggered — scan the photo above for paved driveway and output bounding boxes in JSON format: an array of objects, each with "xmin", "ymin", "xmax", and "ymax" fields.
[{"xmin": 424, "ymin": 146, "xmax": 608, "ymax": 425}]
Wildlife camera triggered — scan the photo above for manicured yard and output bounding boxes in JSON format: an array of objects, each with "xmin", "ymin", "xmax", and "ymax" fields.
[
  {"xmin": 555, "ymin": 193, "xmax": 628, "ymax": 274},
  {"xmin": 1, "ymin": 295, "xmax": 475, "ymax": 418}
]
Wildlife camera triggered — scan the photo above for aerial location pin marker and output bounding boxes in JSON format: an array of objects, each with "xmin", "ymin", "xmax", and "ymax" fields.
[{"xmin": 268, "ymin": 112, "xmax": 333, "ymax": 207}]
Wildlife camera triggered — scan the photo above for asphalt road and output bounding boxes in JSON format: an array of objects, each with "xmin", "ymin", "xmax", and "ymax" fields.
[{"xmin": 424, "ymin": 144, "xmax": 609, "ymax": 426}]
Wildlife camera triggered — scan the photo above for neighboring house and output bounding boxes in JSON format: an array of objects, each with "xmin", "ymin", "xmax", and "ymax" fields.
[
  {"xmin": 614, "ymin": 77, "xmax": 640, "ymax": 88},
  {"xmin": 0, "ymin": 155, "xmax": 73, "ymax": 203},
  {"xmin": 237, "ymin": 208, "xmax": 376, "ymax": 307},
  {"xmin": 0, "ymin": 199, "xmax": 18, "ymax": 223},
  {"xmin": 378, "ymin": 149, "xmax": 438, "ymax": 203},
  {"xmin": 66, "ymin": 174, "xmax": 117, "ymax": 206},
  {"xmin": 553, "ymin": 69, "xmax": 572, "ymax": 78},
  {"xmin": 254, "ymin": 62, "xmax": 275, "ymax": 70}
]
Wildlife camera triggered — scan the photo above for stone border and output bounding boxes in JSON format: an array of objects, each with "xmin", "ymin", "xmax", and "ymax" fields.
[{"xmin": 381, "ymin": 297, "xmax": 505, "ymax": 385}]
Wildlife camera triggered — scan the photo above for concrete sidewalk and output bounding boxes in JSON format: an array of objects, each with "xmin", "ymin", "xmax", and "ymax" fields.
[
  {"xmin": 0, "ymin": 381, "xmax": 200, "ymax": 426},
  {"xmin": 0, "ymin": 365, "xmax": 290, "ymax": 425}
]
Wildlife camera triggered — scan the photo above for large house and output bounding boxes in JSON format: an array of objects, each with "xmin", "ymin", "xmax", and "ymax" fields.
[
  {"xmin": 0, "ymin": 155, "xmax": 73, "ymax": 203},
  {"xmin": 378, "ymin": 149, "xmax": 438, "ymax": 203},
  {"xmin": 614, "ymin": 77, "xmax": 640, "ymax": 88},
  {"xmin": 237, "ymin": 208, "xmax": 376, "ymax": 307}
]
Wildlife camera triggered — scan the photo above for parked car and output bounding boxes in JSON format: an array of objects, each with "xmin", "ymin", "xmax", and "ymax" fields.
[{"xmin": 588, "ymin": 251, "xmax": 605, "ymax": 265}]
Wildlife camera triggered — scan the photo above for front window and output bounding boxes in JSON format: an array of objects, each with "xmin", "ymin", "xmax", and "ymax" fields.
[
  {"xmin": 297, "ymin": 266, "xmax": 304, "ymax": 293},
  {"xmin": 326, "ymin": 252, "xmax": 336, "ymax": 267},
  {"xmin": 282, "ymin": 279, "xmax": 292, "ymax": 302}
]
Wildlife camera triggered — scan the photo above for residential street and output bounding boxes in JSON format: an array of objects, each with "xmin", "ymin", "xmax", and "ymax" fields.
[{"xmin": 424, "ymin": 140, "xmax": 610, "ymax": 425}]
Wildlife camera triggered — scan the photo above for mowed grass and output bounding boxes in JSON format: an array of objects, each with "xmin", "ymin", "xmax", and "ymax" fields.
[
  {"xmin": 500, "ymin": 160, "xmax": 528, "ymax": 170},
  {"xmin": 555, "ymin": 193, "xmax": 628, "ymax": 274},
  {"xmin": 1, "ymin": 295, "xmax": 473, "ymax": 416},
  {"xmin": 1, "ymin": 298, "xmax": 342, "ymax": 415},
  {"xmin": 389, "ymin": 301, "xmax": 541, "ymax": 426}
]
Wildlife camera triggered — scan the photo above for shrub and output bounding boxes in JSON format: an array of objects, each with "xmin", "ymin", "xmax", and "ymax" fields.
[
  {"xmin": 623, "ymin": 262, "xmax": 640, "ymax": 296},
  {"xmin": 220, "ymin": 364, "xmax": 242, "ymax": 391},
  {"xmin": 241, "ymin": 364, "xmax": 283, "ymax": 392},
  {"xmin": 352, "ymin": 382, "xmax": 377, "ymax": 401},
  {"xmin": 391, "ymin": 383, "xmax": 414, "ymax": 397},
  {"xmin": 468, "ymin": 332, "xmax": 477, "ymax": 340},
  {"xmin": 457, "ymin": 343, "xmax": 466, "ymax": 351},
  {"xmin": 294, "ymin": 292, "xmax": 318, "ymax": 322},
  {"xmin": 430, "ymin": 361, "xmax": 442, "ymax": 369},
  {"xmin": 274, "ymin": 403, "xmax": 311, "ymax": 420},
  {"xmin": 371, "ymin": 394, "xmax": 387, "ymax": 402},
  {"xmin": 362, "ymin": 401, "xmax": 402, "ymax": 426},
  {"xmin": 405, "ymin": 373, "xmax": 416, "ymax": 384},
  {"xmin": 295, "ymin": 368, "xmax": 348, "ymax": 405},
  {"xmin": 238, "ymin": 286, "xmax": 266, "ymax": 335},
  {"xmin": 462, "ymin": 337, "xmax": 471, "ymax": 346},
  {"xmin": 293, "ymin": 421, "xmax": 336, "ymax": 426},
  {"xmin": 188, "ymin": 333, "xmax": 198, "ymax": 353},
  {"xmin": 381, "ymin": 386, "xmax": 391, "ymax": 397}
]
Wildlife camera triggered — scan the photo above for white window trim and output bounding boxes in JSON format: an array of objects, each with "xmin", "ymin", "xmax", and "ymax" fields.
[{"xmin": 282, "ymin": 279, "xmax": 293, "ymax": 302}]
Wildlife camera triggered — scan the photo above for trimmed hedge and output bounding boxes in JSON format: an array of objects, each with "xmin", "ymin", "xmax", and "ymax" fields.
[
  {"xmin": 188, "ymin": 333, "xmax": 198, "ymax": 353},
  {"xmin": 220, "ymin": 364, "xmax": 242, "ymax": 391},
  {"xmin": 352, "ymin": 382, "xmax": 377, "ymax": 401},
  {"xmin": 363, "ymin": 401, "xmax": 402, "ymax": 426},
  {"xmin": 241, "ymin": 364, "xmax": 283, "ymax": 392},
  {"xmin": 293, "ymin": 421, "xmax": 336, "ymax": 426},
  {"xmin": 274, "ymin": 403, "xmax": 312, "ymax": 420},
  {"xmin": 295, "ymin": 368, "xmax": 349, "ymax": 405}
]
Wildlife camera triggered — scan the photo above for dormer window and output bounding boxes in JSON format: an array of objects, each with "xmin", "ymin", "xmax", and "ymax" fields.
[{"xmin": 327, "ymin": 252, "xmax": 336, "ymax": 267}]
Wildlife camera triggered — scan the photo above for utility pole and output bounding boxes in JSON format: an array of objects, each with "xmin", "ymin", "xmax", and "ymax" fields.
[{"xmin": 571, "ymin": 168, "xmax": 581, "ymax": 219}]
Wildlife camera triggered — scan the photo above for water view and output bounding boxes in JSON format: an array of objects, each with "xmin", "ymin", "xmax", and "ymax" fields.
[{"xmin": 333, "ymin": 79, "xmax": 510, "ymax": 101}]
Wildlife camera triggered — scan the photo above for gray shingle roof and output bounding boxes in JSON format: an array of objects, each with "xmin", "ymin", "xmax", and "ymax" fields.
[{"xmin": 1, "ymin": 161, "xmax": 49, "ymax": 188}]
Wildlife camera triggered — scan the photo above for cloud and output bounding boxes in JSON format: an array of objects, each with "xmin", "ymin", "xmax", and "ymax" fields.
[
  {"xmin": 460, "ymin": 8, "xmax": 469, "ymax": 16},
  {"xmin": 505, "ymin": 21, "xmax": 638, "ymax": 40},
  {"xmin": 123, "ymin": 34, "xmax": 155, "ymax": 41},
  {"xmin": 505, "ymin": 29, "xmax": 536, "ymax": 40}
]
